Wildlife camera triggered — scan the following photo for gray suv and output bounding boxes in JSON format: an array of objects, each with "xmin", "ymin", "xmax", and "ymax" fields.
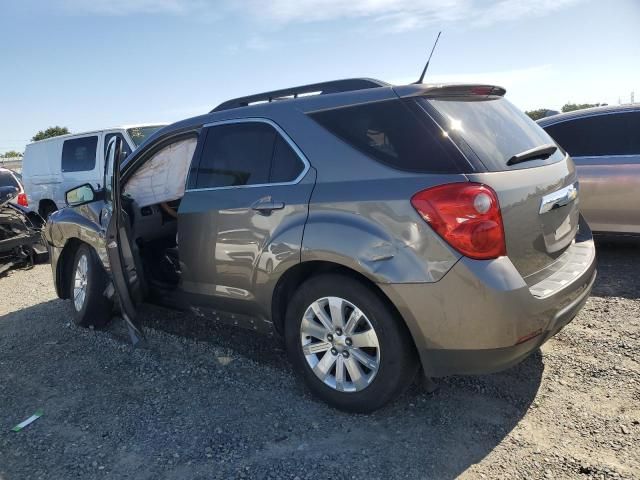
[{"xmin": 44, "ymin": 78, "xmax": 596, "ymax": 412}]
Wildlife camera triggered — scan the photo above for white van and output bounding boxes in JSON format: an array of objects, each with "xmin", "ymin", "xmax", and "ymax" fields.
[{"xmin": 22, "ymin": 124, "xmax": 166, "ymax": 217}]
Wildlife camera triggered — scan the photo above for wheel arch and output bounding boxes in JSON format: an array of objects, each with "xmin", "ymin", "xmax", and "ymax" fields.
[
  {"xmin": 56, "ymin": 238, "xmax": 104, "ymax": 299},
  {"xmin": 271, "ymin": 260, "xmax": 416, "ymax": 353}
]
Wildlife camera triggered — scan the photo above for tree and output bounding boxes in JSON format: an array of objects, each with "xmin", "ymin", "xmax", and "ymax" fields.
[
  {"xmin": 1, "ymin": 150, "xmax": 23, "ymax": 158},
  {"xmin": 561, "ymin": 103, "xmax": 607, "ymax": 113},
  {"xmin": 31, "ymin": 126, "xmax": 70, "ymax": 142},
  {"xmin": 525, "ymin": 109, "xmax": 553, "ymax": 121}
]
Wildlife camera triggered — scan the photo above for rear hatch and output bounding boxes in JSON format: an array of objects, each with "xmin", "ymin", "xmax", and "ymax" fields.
[{"xmin": 411, "ymin": 88, "xmax": 579, "ymax": 282}]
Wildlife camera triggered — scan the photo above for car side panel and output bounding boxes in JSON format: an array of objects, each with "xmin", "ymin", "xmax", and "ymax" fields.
[
  {"xmin": 302, "ymin": 176, "xmax": 463, "ymax": 284},
  {"xmin": 178, "ymin": 170, "xmax": 316, "ymax": 323},
  {"xmin": 43, "ymin": 202, "xmax": 109, "ymax": 297},
  {"xmin": 574, "ymin": 155, "xmax": 640, "ymax": 234}
]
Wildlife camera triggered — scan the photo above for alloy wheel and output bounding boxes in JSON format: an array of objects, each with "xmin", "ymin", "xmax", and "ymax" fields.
[
  {"xmin": 73, "ymin": 254, "xmax": 88, "ymax": 312},
  {"xmin": 300, "ymin": 296, "xmax": 380, "ymax": 393}
]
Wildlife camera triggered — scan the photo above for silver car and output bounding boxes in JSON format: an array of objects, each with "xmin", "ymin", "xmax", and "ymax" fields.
[
  {"xmin": 44, "ymin": 79, "xmax": 596, "ymax": 412},
  {"xmin": 538, "ymin": 104, "xmax": 640, "ymax": 236}
]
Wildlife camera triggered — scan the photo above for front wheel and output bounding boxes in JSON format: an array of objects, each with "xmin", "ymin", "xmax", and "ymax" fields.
[
  {"xmin": 70, "ymin": 244, "xmax": 112, "ymax": 328},
  {"xmin": 285, "ymin": 274, "xmax": 418, "ymax": 413}
]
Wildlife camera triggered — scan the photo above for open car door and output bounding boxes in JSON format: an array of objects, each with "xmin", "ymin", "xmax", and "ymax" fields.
[{"xmin": 103, "ymin": 136, "xmax": 145, "ymax": 345}]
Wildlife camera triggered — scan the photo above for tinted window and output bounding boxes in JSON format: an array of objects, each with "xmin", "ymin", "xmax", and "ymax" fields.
[
  {"xmin": 61, "ymin": 136, "xmax": 98, "ymax": 172},
  {"xmin": 543, "ymin": 111, "xmax": 640, "ymax": 157},
  {"xmin": 195, "ymin": 123, "xmax": 275, "ymax": 189},
  {"xmin": 0, "ymin": 170, "xmax": 19, "ymax": 189},
  {"xmin": 423, "ymin": 97, "xmax": 565, "ymax": 171},
  {"xmin": 309, "ymin": 99, "xmax": 464, "ymax": 173},
  {"xmin": 270, "ymin": 135, "xmax": 304, "ymax": 183},
  {"xmin": 104, "ymin": 133, "xmax": 132, "ymax": 161}
]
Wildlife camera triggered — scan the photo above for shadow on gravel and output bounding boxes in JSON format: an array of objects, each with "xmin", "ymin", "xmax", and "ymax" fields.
[
  {"xmin": 136, "ymin": 302, "xmax": 544, "ymax": 479},
  {"xmin": 592, "ymin": 240, "xmax": 640, "ymax": 299}
]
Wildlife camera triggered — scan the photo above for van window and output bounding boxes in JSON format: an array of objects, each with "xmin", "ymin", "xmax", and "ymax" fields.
[
  {"xmin": 543, "ymin": 111, "xmax": 640, "ymax": 157},
  {"xmin": 62, "ymin": 136, "xmax": 98, "ymax": 172},
  {"xmin": 309, "ymin": 99, "xmax": 465, "ymax": 173},
  {"xmin": 104, "ymin": 133, "xmax": 132, "ymax": 161},
  {"xmin": 127, "ymin": 126, "xmax": 164, "ymax": 147}
]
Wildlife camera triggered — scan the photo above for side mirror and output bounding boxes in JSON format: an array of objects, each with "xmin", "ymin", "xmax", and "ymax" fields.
[
  {"xmin": 65, "ymin": 184, "xmax": 96, "ymax": 206},
  {"xmin": 0, "ymin": 186, "xmax": 18, "ymax": 206}
]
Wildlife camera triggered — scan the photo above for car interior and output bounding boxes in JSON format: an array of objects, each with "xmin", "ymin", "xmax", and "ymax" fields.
[{"xmin": 121, "ymin": 135, "xmax": 198, "ymax": 288}]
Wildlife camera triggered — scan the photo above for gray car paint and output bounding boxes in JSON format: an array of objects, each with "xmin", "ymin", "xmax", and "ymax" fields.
[
  {"xmin": 44, "ymin": 79, "xmax": 597, "ymax": 377},
  {"xmin": 538, "ymin": 105, "xmax": 640, "ymax": 235}
]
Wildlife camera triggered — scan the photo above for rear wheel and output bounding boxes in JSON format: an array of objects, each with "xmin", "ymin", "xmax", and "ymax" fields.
[
  {"xmin": 70, "ymin": 244, "xmax": 112, "ymax": 328},
  {"xmin": 285, "ymin": 274, "xmax": 418, "ymax": 413}
]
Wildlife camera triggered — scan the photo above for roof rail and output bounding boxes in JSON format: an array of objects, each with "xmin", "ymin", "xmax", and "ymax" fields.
[{"xmin": 211, "ymin": 78, "xmax": 388, "ymax": 113}]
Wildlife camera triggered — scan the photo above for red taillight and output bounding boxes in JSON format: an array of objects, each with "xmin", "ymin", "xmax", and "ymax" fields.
[
  {"xmin": 17, "ymin": 192, "xmax": 28, "ymax": 207},
  {"xmin": 411, "ymin": 183, "xmax": 506, "ymax": 260}
]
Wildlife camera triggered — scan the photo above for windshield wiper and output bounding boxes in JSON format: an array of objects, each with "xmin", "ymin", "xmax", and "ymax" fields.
[{"xmin": 507, "ymin": 144, "xmax": 558, "ymax": 166}]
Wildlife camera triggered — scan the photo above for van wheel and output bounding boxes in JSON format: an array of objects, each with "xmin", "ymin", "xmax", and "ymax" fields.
[
  {"xmin": 285, "ymin": 274, "xmax": 418, "ymax": 413},
  {"xmin": 70, "ymin": 244, "xmax": 112, "ymax": 328}
]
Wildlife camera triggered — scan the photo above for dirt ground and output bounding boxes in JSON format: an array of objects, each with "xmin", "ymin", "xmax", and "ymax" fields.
[{"xmin": 0, "ymin": 243, "xmax": 638, "ymax": 479}]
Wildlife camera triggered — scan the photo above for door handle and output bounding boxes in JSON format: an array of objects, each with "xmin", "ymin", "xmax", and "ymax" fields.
[{"xmin": 251, "ymin": 199, "xmax": 285, "ymax": 215}]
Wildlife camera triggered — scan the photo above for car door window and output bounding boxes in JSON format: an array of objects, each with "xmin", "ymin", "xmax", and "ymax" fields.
[
  {"xmin": 269, "ymin": 135, "xmax": 305, "ymax": 183},
  {"xmin": 195, "ymin": 123, "xmax": 275, "ymax": 189},
  {"xmin": 62, "ymin": 136, "xmax": 98, "ymax": 172},
  {"xmin": 192, "ymin": 122, "xmax": 307, "ymax": 189},
  {"xmin": 104, "ymin": 133, "xmax": 132, "ymax": 161},
  {"xmin": 545, "ymin": 111, "xmax": 640, "ymax": 157}
]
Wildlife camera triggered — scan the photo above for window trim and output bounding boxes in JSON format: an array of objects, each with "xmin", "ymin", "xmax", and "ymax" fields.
[{"xmin": 185, "ymin": 117, "xmax": 310, "ymax": 192}]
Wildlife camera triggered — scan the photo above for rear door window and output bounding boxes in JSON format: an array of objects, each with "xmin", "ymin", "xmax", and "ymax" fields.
[
  {"xmin": 309, "ymin": 99, "xmax": 465, "ymax": 173},
  {"xmin": 0, "ymin": 170, "xmax": 19, "ymax": 188},
  {"xmin": 543, "ymin": 111, "xmax": 640, "ymax": 157},
  {"xmin": 195, "ymin": 123, "xmax": 274, "ymax": 189},
  {"xmin": 421, "ymin": 97, "xmax": 566, "ymax": 171},
  {"xmin": 192, "ymin": 122, "xmax": 307, "ymax": 189},
  {"xmin": 269, "ymin": 135, "xmax": 305, "ymax": 183},
  {"xmin": 61, "ymin": 136, "xmax": 98, "ymax": 172}
]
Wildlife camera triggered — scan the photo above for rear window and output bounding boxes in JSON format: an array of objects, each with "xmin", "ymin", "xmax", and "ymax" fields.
[
  {"xmin": 309, "ymin": 99, "xmax": 466, "ymax": 173},
  {"xmin": 543, "ymin": 111, "xmax": 640, "ymax": 157},
  {"xmin": 61, "ymin": 136, "xmax": 98, "ymax": 172},
  {"xmin": 420, "ymin": 97, "xmax": 566, "ymax": 171},
  {"xmin": 0, "ymin": 171, "xmax": 19, "ymax": 189}
]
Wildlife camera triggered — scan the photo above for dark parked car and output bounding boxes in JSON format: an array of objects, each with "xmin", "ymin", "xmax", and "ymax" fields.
[
  {"xmin": 538, "ymin": 104, "xmax": 640, "ymax": 236},
  {"xmin": 43, "ymin": 78, "xmax": 596, "ymax": 412}
]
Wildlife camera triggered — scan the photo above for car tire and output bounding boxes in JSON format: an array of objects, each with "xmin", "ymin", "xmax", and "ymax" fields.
[
  {"xmin": 70, "ymin": 244, "xmax": 112, "ymax": 328},
  {"xmin": 285, "ymin": 274, "xmax": 418, "ymax": 413}
]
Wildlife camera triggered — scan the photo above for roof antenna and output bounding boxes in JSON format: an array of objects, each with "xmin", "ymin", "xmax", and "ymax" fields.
[{"xmin": 415, "ymin": 31, "xmax": 442, "ymax": 84}]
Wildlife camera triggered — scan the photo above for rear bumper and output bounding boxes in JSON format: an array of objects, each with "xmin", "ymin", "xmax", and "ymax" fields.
[{"xmin": 380, "ymin": 235, "xmax": 596, "ymax": 377}]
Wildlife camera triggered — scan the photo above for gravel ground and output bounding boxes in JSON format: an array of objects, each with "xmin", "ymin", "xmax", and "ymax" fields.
[{"xmin": 0, "ymin": 243, "xmax": 638, "ymax": 479}]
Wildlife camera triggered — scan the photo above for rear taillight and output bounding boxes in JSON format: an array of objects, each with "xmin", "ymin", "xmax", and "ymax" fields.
[
  {"xmin": 411, "ymin": 183, "xmax": 506, "ymax": 260},
  {"xmin": 17, "ymin": 193, "xmax": 28, "ymax": 207}
]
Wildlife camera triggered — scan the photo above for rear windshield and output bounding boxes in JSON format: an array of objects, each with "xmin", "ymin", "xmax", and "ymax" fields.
[
  {"xmin": 419, "ymin": 97, "xmax": 566, "ymax": 171},
  {"xmin": 0, "ymin": 170, "xmax": 19, "ymax": 189},
  {"xmin": 127, "ymin": 126, "xmax": 165, "ymax": 147},
  {"xmin": 309, "ymin": 99, "xmax": 468, "ymax": 173}
]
